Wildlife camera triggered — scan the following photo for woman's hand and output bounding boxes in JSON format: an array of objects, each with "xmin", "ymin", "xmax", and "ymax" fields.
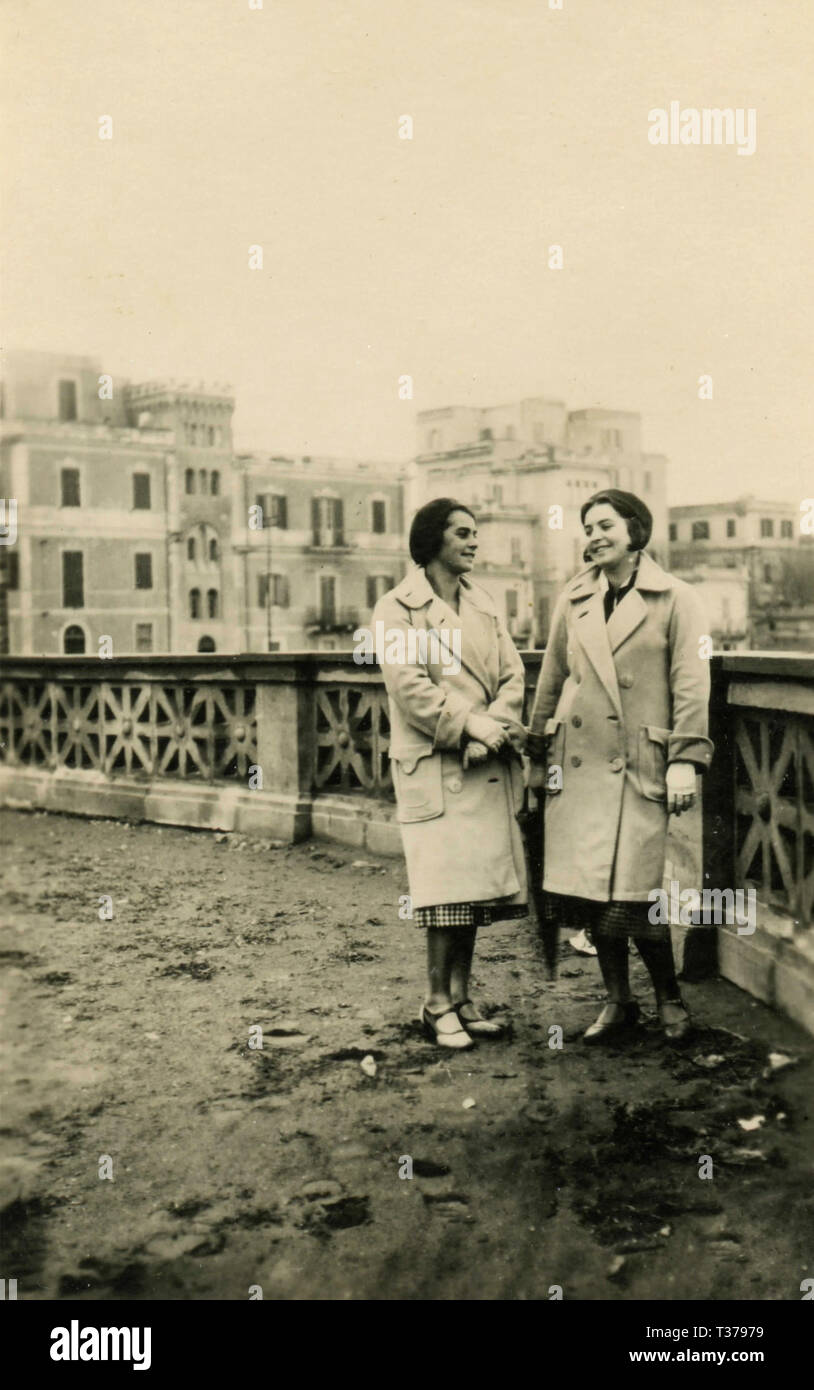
[
  {"xmin": 464, "ymin": 712, "xmax": 508, "ymax": 754},
  {"xmin": 462, "ymin": 740, "xmax": 490, "ymax": 769},
  {"xmin": 666, "ymin": 761, "xmax": 696, "ymax": 816}
]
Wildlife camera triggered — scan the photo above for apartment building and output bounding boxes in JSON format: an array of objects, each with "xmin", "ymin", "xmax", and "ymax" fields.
[
  {"xmin": 0, "ymin": 350, "xmax": 408, "ymax": 654},
  {"xmin": 234, "ymin": 452, "xmax": 406, "ymax": 651},
  {"xmin": 409, "ymin": 397, "xmax": 669, "ymax": 644}
]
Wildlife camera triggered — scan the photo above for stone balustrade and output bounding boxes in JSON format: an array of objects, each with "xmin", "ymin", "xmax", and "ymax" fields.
[{"xmin": 1, "ymin": 649, "xmax": 812, "ymax": 1031}]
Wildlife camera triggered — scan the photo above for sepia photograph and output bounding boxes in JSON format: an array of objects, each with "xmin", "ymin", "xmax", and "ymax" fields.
[{"xmin": 1, "ymin": 0, "xmax": 812, "ymax": 1346}]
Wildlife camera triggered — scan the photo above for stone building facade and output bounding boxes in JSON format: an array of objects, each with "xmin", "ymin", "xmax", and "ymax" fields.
[
  {"xmin": 0, "ymin": 351, "xmax": 408, "ymax": 655},
  {"xmin": 669, "ymin": 496, "xmax": 813, "ymax": 649},
  {"xmin": 409, "ymin": 397, "xmax": 669, "ymax": 645}
]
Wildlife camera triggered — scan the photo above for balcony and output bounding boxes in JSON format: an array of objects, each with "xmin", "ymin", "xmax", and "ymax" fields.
[
  {"xmin": 303, "ymin": 606, "xmax": 360, "ymax": 634},
  {"xmin": 306, "ymin": 530, "xmax": 354, "ymax": 552},
  {"xmin": 0, "ymin": 651, "xmax": 813, "ymax": 1034}
]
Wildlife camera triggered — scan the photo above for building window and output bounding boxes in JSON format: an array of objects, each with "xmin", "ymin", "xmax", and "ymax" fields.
[
  {"xmin": 198, "ymin": 469, "xmax": 207, "ymax": 493},
  {"xmin": 781, "ymin": 519, "xmax": 793, "ymax": 539},
  {"xmin": 312, "ymin": 496, "xmax": 344, "ymax": 546},
  {"xmin": 63, "ymin": 624, "xmax": 85, "ymax": 653},
  {"xmin": 210, "ymin": 471, "xmax": 220, "ymax": 496},
  {"xmin": 134, "ymin": 553, "xmax": 153, "ymax": 589},
  {"xmin": 185, "ymin": 469, "xmax": 195, "ymax": 494},
  {"xmin": 255, "ymin": 493, "xmax": 288, "ymax": 528},
  {"xmin": 61, "ymin": 468, "xmax": 80, "ymax": 507},
  {"xmin": 510, "ymin": 536, "xmax": 522, "ymax": 566},
  {"xmin": 6, "ymin": 551, "xmax": 19, "ymax": 589},
  {"xmin": 260, "ymin": 573, "xmax": 290, "ymax": 608},
  {"xmin": 691, "ymin": 520, "xmax": 710, "ymax": 541},
  {"xmin": 58, "ymin": 380, "xmax": 77, "ymax": 421},
  {"xmin": 198, "ymin": 635, "xmax": 216, "ymax": 652},
  {"xmin": 209, "ymin": 537, "xmax": 218, "ymax": 561},
  {"xmin": 506, "ymin": 590, "xmax": 518, "ymax": 620},
  {"xmin": 62, "ymin": 551, "xmax": 84, "ymax": 607},
  {"xmin": 187, "ymin": 537, "xmax": 196, "ymax": 560},
  {"xmin": 726, "ymin": 518, "xmax": 736, "ymax": 538},
  {"xmin": 319, "ymin": 575, "xmax": 337, "ymax": 623},
  {"xmin": 135, "ymin": 622, "xmax": 153, "ymax": 653},
  {"xmin": 764, "ymin": 564, "xmax": 773, "ymax": 582},
  {"xmin": 207, "ymin": 426, "xmax": 215, "ymax": 447},
  {"xmin": 207, "ymin": 588, "xmax": 218, "ymax": 619},
  {"xmin": 668, "ymin": 523, "xmax": 677, "ymax": 542},
  {"xmin": 371, "ymin": 499, "xmax": 386, "ymax": 534},
  {"xmin": 492, "ymin": 485, "xmax": 503, "ymax": 504},
  {"xmin": 479, "ymin": 428, "xmax": 493, "ymax": 441},
  {"xmin": 189, "ymin": 588, "xmax": 201, "ymax": 619},
  {"xmin": 132, "ymin": 473, "xmax": 151, "ymax": 509},
  {"xmin": 760, "ymin": 518, "xmax": 775, "ymax": 538},
  {"xmin": 366, "ymin": 574, "xmax": 394, "ymax": 607},
  {"xmin": 189, "ymin": 423, "xmax": 198, "ymax": 445}
]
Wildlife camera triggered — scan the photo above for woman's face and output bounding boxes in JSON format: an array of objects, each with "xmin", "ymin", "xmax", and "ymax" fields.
[
  {"xmin": 436, "ymin": 509, "xmax": 478, "ymax": 574},
  {"xmin": 583, "ymin": 502, "xmax": 632, "ymax": 568}
]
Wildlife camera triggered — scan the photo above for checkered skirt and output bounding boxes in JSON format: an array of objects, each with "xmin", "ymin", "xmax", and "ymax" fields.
[
  {"xmin": 541, "ymin": 890, "xmax": 669, "ymax": 941},
  {"xmin": 413, "ymin": 899, "xmax": 529, "ymax": 930}
]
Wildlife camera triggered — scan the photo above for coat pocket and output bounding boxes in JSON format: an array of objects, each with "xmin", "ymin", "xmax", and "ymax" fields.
[
  {"xmin": 392, "ymin": 746, "xmax": 445, "ymax": 824},
  {"xmin": 544, "ymin": 717, "xmax": 566, "ymax": 796},
  {"xmin": 638, "ymin": 725, "xmax": 672, "ymax": 802}
]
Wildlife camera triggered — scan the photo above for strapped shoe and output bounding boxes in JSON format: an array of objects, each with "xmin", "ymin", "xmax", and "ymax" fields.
[
  {"xmin": 420, "ymin": 1001, "xmax": 476, "ymax": 1050},
  {"xmin": 583, "ymin": 1000, "xmax": 641, "ymax": 1044},
  {"xmin": 454, "ymin": 999, "xmax": 506, "ymax": 1039},
  {"xmin": 658, "ymin": 998, "xmax": 692, "ymax": 1043}
]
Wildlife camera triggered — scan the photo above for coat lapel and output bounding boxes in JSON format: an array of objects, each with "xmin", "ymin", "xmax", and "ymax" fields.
[
  {"xmin": 391, "ymin": 567, "xmax": 496, "ymax": 700},
  {"xmin": 572, "ymin": 589, "xmax": 623, "ymax": 718},
  {"xmin": 606, "ymin": 588, "xmax": 648, "ymax": 653},
  {"xmin": 456, "ymin": 593, "xmax": 496, "ymax": 698}
]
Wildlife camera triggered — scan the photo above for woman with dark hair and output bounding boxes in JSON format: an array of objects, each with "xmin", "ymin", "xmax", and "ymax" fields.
[
  {"xmin": 372, "ymin": 498, "xmax": 528, "ymax": 1050},
  {"xmin": 527, "ymin": 489, "xmax": 713, "ymax": 1042}
]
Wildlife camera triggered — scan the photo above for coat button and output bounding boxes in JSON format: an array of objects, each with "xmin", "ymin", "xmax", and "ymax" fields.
[
  {"xmin": 610, "ymin": 756, "xmax": 624, "ymax": 772},
  {"xmin": 571, "ymin": 755, "xmax": 582, "ymax": 767},
  {"xmin": 619, "ymin": 674, "xmax": 633, "ymax": 688},
  {"xmin": 572, "ymin": 715, "xmax": 582, "ymax": 727},
  {"xmin": 447, "ymin": 776, "xmax": 463, "ymax": 793}
]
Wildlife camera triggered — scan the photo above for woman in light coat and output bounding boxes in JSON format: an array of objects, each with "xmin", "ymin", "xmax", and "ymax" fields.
[
  {"xmin": 527, "ymin": 489, "xmax": 713, "ymax": 1042},
  {"xmin": 373, "ymin": 498, "xmax": 528, "ymax": 1050}
]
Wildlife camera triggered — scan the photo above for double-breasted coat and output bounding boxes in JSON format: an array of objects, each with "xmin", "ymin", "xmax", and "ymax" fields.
[
  {"xmin": 373, "ymin": 567, "xmax": 528, "ymax": 911},
  {"xmin": 528, "ymin": 550, "xmax": 714, "ymax": 903}
]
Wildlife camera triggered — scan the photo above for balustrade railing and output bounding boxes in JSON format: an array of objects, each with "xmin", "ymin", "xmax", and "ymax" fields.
[{"xmin": 1, "ymin": 651, "xmax": 812, "ymax": 930}]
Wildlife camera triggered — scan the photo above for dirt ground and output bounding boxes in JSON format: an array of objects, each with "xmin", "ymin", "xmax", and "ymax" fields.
[{"xmin": 1, "ymin": 806, "xmax": 812, "ymax": 1302}]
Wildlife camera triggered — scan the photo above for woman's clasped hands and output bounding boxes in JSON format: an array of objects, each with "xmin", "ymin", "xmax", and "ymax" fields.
[{"xmin": 462, "ymin": 712, "xmax": 509, "ymax": 768}]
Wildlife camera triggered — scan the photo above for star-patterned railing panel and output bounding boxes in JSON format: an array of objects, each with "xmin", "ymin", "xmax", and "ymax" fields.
[{"xmin": 734, "ymin": 709, "xmax": 814, "ymax": 928}]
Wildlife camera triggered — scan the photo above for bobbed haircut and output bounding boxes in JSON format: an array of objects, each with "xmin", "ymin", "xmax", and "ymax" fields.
[
  {"xmin": 409, "ymin": 497, "xmax": 477, "ymax": 567},
  {"xmin": 580, "ymin": 488, "xmax": 653, "ymax": 552}
]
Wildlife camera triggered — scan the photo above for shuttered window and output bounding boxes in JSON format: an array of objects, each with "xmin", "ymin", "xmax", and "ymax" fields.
[
  {"xmin": 62, "ymin": 552, "xmax": 84, "ymax": 607},
  {"xmin": 134, "ymin": 553, "xmax": 153, "ymax": 589}
]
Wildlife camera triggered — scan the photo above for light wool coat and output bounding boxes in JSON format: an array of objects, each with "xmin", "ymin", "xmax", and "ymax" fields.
[
  {"xmin": 373, "ymin": 567, "xmax": 528, "ymax": 911},
  {"xmin": 529, "ymin": 550, "xmax": 714, "ymax": 902}
]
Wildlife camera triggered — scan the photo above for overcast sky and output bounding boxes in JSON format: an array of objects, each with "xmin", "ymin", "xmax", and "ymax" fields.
[{"xmin": 3, "ymin": 0, "xmax": 812, "ymax": 505}]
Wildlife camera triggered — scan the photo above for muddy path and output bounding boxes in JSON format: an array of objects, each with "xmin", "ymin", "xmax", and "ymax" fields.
[{"xmin": 1, "ymin": 808, "xmax": 812, "ymax": 1300}]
